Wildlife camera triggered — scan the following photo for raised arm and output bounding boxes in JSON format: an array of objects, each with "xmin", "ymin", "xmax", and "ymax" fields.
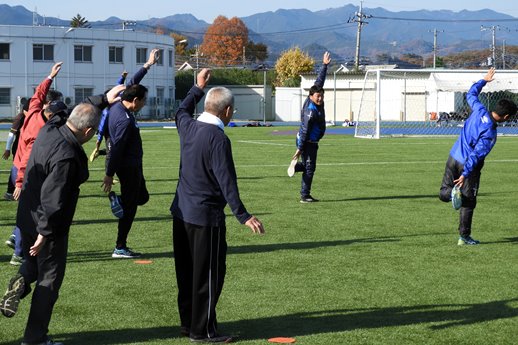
[
  {"xmin": 314, "ymin": 52, "xmax": 331, "ymax": 88},
  {"xmin": 175, "ymin": 68, "xmax": 211, "ymax": 128},
  {"xmin": 466, "ymin": 68, "xmax": 494, "ymax": 115},
  {"xmin": 127, "ymin": 48, "xmax": 160, "ymax": 86}
]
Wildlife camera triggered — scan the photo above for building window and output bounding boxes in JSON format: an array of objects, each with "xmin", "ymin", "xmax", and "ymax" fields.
[
  {"xmin": 156, "ymin": 87, "xmax": 164, "ymax": 105},
  {"xmin": 109, "ymin": 46, "xmax": 123, "ymax": 63},
  {"xmin": 0, "ymin": 43, "xmax": 9, "ymax": 60},
  {"xmin": 0, "ymin": 88, "xmax": 10, "ymax": 105},
  {"xmin": 156, "ymin": 49, "xmax": 164, "ymax": 66},
  {"xmin": 74, "ymin": 88, "xmax": 94, "ymax": 103},
  {"xmin": 74, "ymin": 45, "xmax": 92, "ymax": 62},
  {"xmin": 136, "ymin": 48, "xmax": 147, "ymax": 64},
  {"xmin": 168, "ymin": 49, "xmax": 173, "ymax": 67},
  {"xmin": 33, "ymin": 44, "xmax": 54, "ymax": 61}
]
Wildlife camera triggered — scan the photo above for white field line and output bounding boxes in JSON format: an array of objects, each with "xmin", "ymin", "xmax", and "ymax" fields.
[
  {"xmin": 3, "ymin": 159, "xmax": 517, "ymax": 174},
  {"xmin": 22, "ymin": 158, "xmax": 512, "ymax": 174},
  {"xmin": 236, "ymin": 140, "xmax": 455, "ymax": 147}
]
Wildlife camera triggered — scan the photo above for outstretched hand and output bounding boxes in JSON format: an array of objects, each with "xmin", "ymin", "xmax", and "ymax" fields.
[
  {"xmin": 50, "ymin": 62, "xmax": 63, "ymax": 78},
  {"xmin": 197, "ymin": 68, "xmax": 211, "ymax": 89},
  {"xmin": 484, "ymin": 67, "xmax": 496, "ymax": 83},
  {"xmin": 323, "ymin": 51, "xmax": 331, "ymax": 65},
  {"xmin": 146, "ymin": 48, "xmax": 160, "ymax": 67}
]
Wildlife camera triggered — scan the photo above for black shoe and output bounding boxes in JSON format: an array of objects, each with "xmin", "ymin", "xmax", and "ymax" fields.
[
  {"xmin": 300, "ymin": 195, "xmax": 319, "ymax": 203},
  {"xmin": 180, "ymin": 326, "xmax": 190, "ymax": 337},
  {"xmin": 0, "ymin": 274, "xmax": 25, "ymax": 318},
  {"xmin": 98, "ymin": 149, "xmax": 107, "ymax": 156},
  {"xmin": 190, "ymin": 334, "xmax": 233, "ymax": 343}
]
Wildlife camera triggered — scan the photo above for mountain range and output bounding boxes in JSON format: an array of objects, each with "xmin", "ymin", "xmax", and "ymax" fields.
[{"xmin": 1, "ymin": 3, "xmax": 517, "ymax": 63}]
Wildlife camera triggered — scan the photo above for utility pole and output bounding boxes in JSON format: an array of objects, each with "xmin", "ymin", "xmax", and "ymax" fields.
[
  {"xmin": 348, "ymin": 1, "xmax": 371, "ymax": 70},
  {"xmin": 428, "ymin": 28, "xmax": 444, "ymax": 69},
  {"xmin": 481, "ymin": 25, "xmax": 499, "ymax": 67}
]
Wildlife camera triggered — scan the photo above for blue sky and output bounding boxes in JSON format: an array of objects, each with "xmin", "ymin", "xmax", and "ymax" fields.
[{"xmin": 2, "ymin": 0, "xmax": 518, "ymax": 22}]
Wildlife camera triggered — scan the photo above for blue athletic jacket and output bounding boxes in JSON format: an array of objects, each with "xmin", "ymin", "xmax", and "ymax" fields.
[
  {"xmin": 297, "ymin": 64, "xmax": 328, "ymax": 150},
  {"xmin": 450, "ymin": 79, "xmax": 497, "ymax": 178},
  {"xmin": 97, "ymin": 68, "xmax": 146, "ymax": 141}
]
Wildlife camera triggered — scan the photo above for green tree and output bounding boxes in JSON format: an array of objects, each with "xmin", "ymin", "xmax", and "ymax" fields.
[
  {"xmin": 245, "ymin": 41, "xmax": 268, "ymax": 63},
  {"xmin": 70, "ymin": 14, "xmax": 91, "ymax": 28},
  {"xmin": 275, "ymin": 47, "xmax": 315, "ymax": 87}
]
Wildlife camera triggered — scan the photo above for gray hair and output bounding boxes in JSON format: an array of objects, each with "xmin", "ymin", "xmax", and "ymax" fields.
[
  {"xmin": 67, "ymin": 103, "xmax": 100, "ymax": 131},
  {"xmin": 204, "ymin": 87, "xmax": 234, "ymax": 115}
]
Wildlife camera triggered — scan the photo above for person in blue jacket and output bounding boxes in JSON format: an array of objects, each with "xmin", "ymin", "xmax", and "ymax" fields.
[
  {"xmin": 287, "ymin": 51, "xmax": 331, "ymax": 203},
  {"xmin": 439, "ymin": 68, "xmax": 517, "ymax": 245},
  {"xmin": 90, "ymin": 48, "xmax": 160, "ymax": 163},
  {"xmin": 89, "ymin": 70, "xmax": 127, "ymax": 162},
  {"xmin": 100, "ymin": 49, "xmax": 159, "ymax": 259}
]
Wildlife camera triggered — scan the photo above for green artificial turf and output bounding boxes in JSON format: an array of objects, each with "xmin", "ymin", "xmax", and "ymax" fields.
[{"xmin": 0, "ymin": 127, "xmax": 517, "ymax": 344}]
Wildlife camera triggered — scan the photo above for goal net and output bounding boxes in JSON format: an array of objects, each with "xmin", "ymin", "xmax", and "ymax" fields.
[{"xmin": 354, "ymin": 69, "xmax": 518, "ymax": 138}]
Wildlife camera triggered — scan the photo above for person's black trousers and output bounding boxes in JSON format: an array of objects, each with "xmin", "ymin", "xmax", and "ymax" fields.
[
  {"xmin": 19, "ymin": 230, "xmax": 68, "ymax": 344},
  {"xmin": 172, "ymin": 217, "xmax": 227, "ymax": 339},
  {"xmin": 295, "ymin": 142, "xmax": 319, "ymax": 197},
  {"xmin": 116, "ymin": 165, "xmax": 149, "ymax": 248},
  {"xmin": 439, "ymin": 155, "xmax": 482, "ymax": 237}
]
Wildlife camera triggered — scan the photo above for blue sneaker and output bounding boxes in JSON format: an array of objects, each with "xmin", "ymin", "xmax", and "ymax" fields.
[
  {"xmin": 108, "ymin": 191, "xmax": 124, "ymax": 219},
  {"xmin": 112, "ymin": 247, "xmax": 141, "ymax": 259},
  {"xmin": 451, "ymin": 186, "xmax": 462, "ymax": 210},
  {"xmin": 458, "ymin": 236, "xmax": 480, "ymax": 245}
]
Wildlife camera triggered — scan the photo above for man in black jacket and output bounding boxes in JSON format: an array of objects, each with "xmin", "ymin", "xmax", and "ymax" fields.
[
  {"xmin": 0, "ymin": 86, "xmax": 123, "ymax": 345},
  {"xmin": 171, "ymin": 69, "xmax": 264, "ymax": 343}
]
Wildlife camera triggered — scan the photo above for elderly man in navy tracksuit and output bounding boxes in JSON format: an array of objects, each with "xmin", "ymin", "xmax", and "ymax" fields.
[
  {"xmin": 439, "ymin": 68, "xmax": 517, "ymax": 245},
  {"xmin": 287, "ymin": 51, "xmax": 331, "ymax": 203},
  {"xmin": 171, "ymin": 68, "xmax": 264, "ymax": 343}
]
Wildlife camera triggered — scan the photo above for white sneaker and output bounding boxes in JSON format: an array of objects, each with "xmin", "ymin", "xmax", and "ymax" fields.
[
  {"xmin": 287, "ymin": 158, "xmax": 297, "ymax": 177},
  {"xmin": 451, "ymin": 185, "xmax": 462, "ymax": 210}
]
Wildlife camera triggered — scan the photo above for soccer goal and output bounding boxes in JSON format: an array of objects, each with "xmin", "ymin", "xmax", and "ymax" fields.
[{"xmin": 354, "ymin": 69, "xmax": 518, "ymax": 138}]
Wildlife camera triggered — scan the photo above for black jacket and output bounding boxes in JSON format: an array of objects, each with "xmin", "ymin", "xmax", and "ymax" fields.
[{"xmin": 16, "ymin": 122, "xmax": 89, "ymax": 238}]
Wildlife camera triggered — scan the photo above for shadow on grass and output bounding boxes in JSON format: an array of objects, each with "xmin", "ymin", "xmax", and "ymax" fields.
[
  {"xmin": 65, "ymin": 235, "xmax": 402, "ymax": 263},
  {"xmin": 320, "ymin": 194, "xmax": 439, "ymax": 203},
  {"xmin": 1, "ymin": 299, "xmax": 516, "ymax": 345},
  {"xmin": 71, "ymin": 215, "xmax": 173, "ymax": 226},
  {"xmin": 78, "ymin": 191, "xmax": 175, "ymax": 199},
  {"xmin": 484, "ymin": 237, "xmax": 518, "ymax": 245},
  {"xmin": 228, "ymin": 237, "xmax": 399, "ymax": 254}
]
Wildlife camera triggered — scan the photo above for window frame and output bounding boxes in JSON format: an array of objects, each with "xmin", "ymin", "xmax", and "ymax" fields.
[{"xmin": 109, "ymin": 46, "xmax": 123, "ymax": 64}]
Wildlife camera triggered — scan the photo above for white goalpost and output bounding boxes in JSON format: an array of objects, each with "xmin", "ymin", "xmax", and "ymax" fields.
[{"xmin": 354, "ymin": 69, "xmax": 518, "ymax": 138}]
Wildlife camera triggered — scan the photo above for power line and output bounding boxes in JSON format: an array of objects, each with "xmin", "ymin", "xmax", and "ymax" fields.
[{"xmin": 373, "ymin": 16, "xmax": 518, "ymax": 23}]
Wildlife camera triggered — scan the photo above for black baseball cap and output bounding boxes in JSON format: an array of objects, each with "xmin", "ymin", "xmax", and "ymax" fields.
[{"xmin": 47, "ymin": 101, "xmax": 68, "ymax": 116}]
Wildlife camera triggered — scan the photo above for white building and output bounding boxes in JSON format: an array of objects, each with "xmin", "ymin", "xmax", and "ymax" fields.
[
  {"xmin": 0, "ymin": 25, "xmax": 176, "ymax": 119},
  {"xmin": 275, "ymin": 69, "xmax": 518, "ymax": 124}
]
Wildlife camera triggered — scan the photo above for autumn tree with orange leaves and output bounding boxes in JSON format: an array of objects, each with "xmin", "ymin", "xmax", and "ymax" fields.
[{"xmin": 200, "ymin": 16, "xmax": 248, "ymax": 66}]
